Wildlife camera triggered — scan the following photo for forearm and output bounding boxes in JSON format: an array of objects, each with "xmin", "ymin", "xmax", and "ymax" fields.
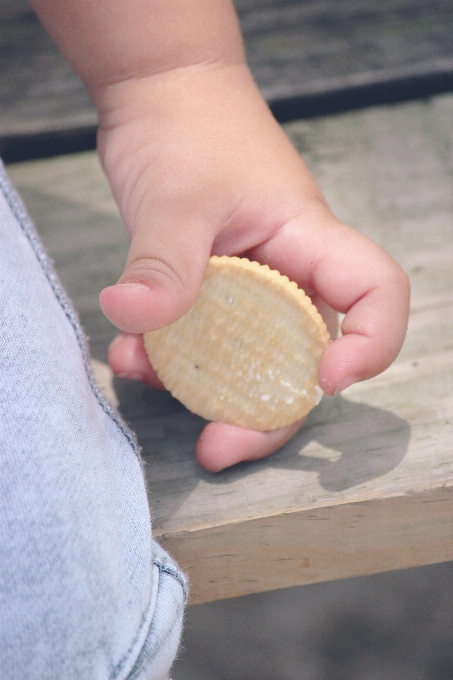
[{"xmin": 29, "ymin": 0, "xmax": 246, "ymax": 100}]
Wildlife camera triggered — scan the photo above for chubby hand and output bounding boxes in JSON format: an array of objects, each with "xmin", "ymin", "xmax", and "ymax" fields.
[{"xmin": 97, "ymin": 63, "xmax": 410, "ymax": 471}]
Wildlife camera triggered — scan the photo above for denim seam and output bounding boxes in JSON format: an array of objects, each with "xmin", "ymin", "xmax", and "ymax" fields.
[
  {"xmin": 152, "ymin": 558, "xmax": 189, "ymax": 603},
  {"xmin": 125, "ymin": 601, "xmax": 186, "ymax": 680},
  {"xmin": 0, "ymin": 162, "xmax": 141, "ymax": 459},
  {"xmin": 110, "ymin": 559, "xmax": 188, "ymax": 680}
]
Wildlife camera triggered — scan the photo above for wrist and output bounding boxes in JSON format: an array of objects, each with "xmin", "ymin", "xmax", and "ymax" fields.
[
  {"xmin": 94, "ymin": 62, "xmax": 266, "ymax": 231},
  {"xmin": 31, "ymin": 0, "xmax": 246, "ymax": 102},
  {"xmin": 93, "ymin": 59, "xmax": 250, "ymax": 133},
  {"xmin": 94, "ymin": 60, "xmax": 324, "ymax": 247}
]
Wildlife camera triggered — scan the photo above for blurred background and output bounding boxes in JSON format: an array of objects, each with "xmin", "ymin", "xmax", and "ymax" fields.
[{"xmin": 2, "ymin": 2, "xmax": 453, "ymax": 678}]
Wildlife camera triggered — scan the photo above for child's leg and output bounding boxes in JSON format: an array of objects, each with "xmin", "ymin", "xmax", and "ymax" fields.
[{"xmin": 0, "ymin": 160, "xmax": 187, "ymax": 680}]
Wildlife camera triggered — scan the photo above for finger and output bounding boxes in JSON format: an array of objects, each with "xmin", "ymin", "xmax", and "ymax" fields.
[
  {"xmin": 250, "ymin": 210, "xmax": 410, "ymax": 394},
  {"xmin": 310, "ymin": 292, "xmax": 339, "ymax": 340},
  {"xmin": 99, "ymin": 153, "xmax": 217, "ymax": 334},
  {"xmin": 108, "ymin": 332, "xmax": 165, "ymax": 389},
  {"xmin": 99, "ymin": 235, "xmax": 212, "ymax": 334},
  {"xmin": 196, "ymin": 419, "xmax": 303, "ymax": 472}
]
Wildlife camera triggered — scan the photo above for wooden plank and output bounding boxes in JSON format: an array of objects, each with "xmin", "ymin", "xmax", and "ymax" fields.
[
  {"xmin": 161, "ymin": 488, "xmax": 453, "ymax": 603},
  {"xmin": 0, "ymin": 0, "xmax": 95, "ymax": 138},
  {"xmin": 2, "ymin": 0, "xmax": 453, "ymax": 159},
  {"xmin": 6, "ymin": 94, "xmax": 453, "ymax": 603},
  {"xmin": 240, "ymin": 0, "xmax": 453, "ymax": 113}
]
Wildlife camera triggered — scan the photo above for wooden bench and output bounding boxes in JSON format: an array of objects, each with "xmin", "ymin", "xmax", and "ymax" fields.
[
  {"xmin": 3, "ymin": 0, "xmax": 453, "ymax": 605},
  {"xmin": 8, "ymin": 94, "xmax": 453, "ymax": 603}
]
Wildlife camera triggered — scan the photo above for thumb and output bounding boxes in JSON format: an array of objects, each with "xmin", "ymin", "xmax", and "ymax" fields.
[{"xmin": 99, "ymin": 217, "xmax": 213, "ymax": 334}]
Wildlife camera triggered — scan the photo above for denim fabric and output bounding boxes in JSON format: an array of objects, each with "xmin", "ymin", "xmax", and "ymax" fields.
[{"xmin": 0, "ymin": 160, "xmax": 187, "ymax": 680}]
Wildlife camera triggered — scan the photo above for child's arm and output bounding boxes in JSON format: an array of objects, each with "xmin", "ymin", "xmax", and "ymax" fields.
[{"xmin": 30, "ymin": 0, "xmax": 410, "ymax": 471}]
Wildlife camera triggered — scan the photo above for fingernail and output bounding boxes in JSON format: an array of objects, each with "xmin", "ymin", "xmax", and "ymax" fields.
[
  {"xmin": 116, "ymin": 282, "xmax": 151, "ymax": 291},
  {"xmin": 334, "ymin": 375, "xmax": 359, "ymax": 395},
  {"xmin": 118, "ymin": 372, "xmax": 146, "ymax": 382}
]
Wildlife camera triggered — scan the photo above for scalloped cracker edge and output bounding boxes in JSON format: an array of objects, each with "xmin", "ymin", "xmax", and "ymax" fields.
[{"xmin": 143, "ymin": 256, "xmax": 330, "ymax": 431}]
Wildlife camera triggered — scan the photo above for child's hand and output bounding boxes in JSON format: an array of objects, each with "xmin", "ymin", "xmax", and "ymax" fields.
[
  {"xmin": 97, "ymin": 64, "xmax": 410, "ymax": 471},
  {"xmin": 30, "ymin": 0, "xmax": 409, "ymax": 470}
]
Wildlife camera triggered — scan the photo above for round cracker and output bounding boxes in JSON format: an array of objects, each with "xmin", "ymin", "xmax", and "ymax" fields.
[{"xmin": 143, "ymin": 256, "xmax": 330, "ymax": 431}]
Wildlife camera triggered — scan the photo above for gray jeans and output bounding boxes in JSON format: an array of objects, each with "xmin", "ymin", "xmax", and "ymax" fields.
[{"xmin": 0, "ymin": 160, "xmax": 187, "ymax": 680}]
